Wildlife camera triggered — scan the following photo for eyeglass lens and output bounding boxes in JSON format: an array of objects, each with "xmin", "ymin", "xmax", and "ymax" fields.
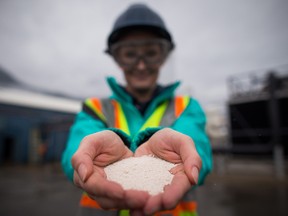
[{"xmin": 111, "ymin": 40, "xmax": 169, "ymax": 67}]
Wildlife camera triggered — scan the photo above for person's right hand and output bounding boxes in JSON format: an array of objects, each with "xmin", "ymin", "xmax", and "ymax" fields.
[
  {"xmin": 71, "ymin": 130, "xmax": 149, "ymax": 211},
  {"xmin": 134, "ymin": 128, "xmax": 202, "ymax": 215}
]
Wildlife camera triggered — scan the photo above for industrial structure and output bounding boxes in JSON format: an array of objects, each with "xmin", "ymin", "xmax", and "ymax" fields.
[
  {"xmin": 227, "ymin": 67, "xmax": 288, "ymax": 178},
  {"xmin": 227, "ymin": 68, "xmax": 288, "ymax": 155}
]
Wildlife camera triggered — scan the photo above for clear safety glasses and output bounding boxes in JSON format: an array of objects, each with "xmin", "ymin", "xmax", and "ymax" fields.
[{"xmin": 108, "ymin": 39, "xmax": 171, "ymax": 68}]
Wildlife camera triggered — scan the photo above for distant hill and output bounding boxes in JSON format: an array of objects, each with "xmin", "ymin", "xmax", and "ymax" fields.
[{"xmin": 0, "ymin": 66, "xmax": 24, "ymax": 87}]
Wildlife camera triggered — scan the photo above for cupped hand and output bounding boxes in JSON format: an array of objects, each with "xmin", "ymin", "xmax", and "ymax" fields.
[
  {"xmin": 134, "ymin": 128, "xmax": 202, "ymax": 215},
  {"xmin": 71, "ymin": 130, "xmax": 149, "ymax": 210}
]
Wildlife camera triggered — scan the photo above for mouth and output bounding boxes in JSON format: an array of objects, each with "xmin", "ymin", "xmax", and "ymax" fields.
[
  {"xmin": 132, "ymin": 70, "xmax": 154, "ymax": 80},
  {"xmin": 134, "ymin": 73, "xmax": 150, "ymax": 81}
]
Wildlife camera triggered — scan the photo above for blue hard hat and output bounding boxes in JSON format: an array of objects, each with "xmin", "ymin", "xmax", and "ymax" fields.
[{"xmin": 106, "ymin": 3, "xmax": 174, "ymax": 51}]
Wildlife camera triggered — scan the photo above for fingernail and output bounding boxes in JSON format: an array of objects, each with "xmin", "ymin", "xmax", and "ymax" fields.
[
  {"xmin": 78, "ymin": 164, "xmax": 87, "ymax": 182},
  {"xmin": 192, "ymin": 167, "xmax": 199, "ymax": 184}
]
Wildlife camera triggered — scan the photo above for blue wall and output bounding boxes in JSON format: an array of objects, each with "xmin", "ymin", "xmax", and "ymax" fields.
[{"xmin": 0, "ymin": 103, "xmax": 76, "ymax": 164}]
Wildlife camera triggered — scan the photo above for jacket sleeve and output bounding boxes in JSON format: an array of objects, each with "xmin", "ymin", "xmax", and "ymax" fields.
[
  {"xmin": 61, "ymin": 110, "xmax": 107, "ymax": 182},
  {"xmin": 172, "ymin": 98, "xmax": 213, "ymax": 185}
]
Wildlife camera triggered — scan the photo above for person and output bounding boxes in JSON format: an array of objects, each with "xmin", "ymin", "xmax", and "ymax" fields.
[{"xmin": 61, "ymin": 3, "xmax": 213, "ymax": 216}]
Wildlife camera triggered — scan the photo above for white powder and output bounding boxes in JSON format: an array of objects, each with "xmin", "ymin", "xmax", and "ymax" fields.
[{"xmin": 104, "ymin": 155, "xmax": 176, "ymax": 195}]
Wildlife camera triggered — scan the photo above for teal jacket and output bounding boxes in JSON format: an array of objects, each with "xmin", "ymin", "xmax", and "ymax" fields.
[{"xmin": 61, "ymin": 77, "xmax": 213, "ymax": 184}]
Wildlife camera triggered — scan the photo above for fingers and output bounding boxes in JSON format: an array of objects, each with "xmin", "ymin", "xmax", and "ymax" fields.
[
  {"xmin": 169, "ymin": 164, "xmax": 184, "ymax": 174},
  {"xmin": 75, "ymin": 164, "xmax": 150, "ymax": 210},
  {"xmin": 98, "ymin": 190, "xmax": 149, "ymax": 210},
  {"xmin": 161, "ymin": 172, "xmax": 190, "ymax": 209},
  {"xmin": 143, "ymin": 172, "xmax": 190, "ymax": 215},
  {"xmin": 85, "ymin": 187, "xmax": 149, "ymax": 210},
  {"xmin": 178, "ymin": 138, "xmax": 202, "ymax": 185},
  {"xmin": 164, "ymin": 128, "xmax": 202, "ymax": 185},
  {"xmin": 97, "ymin": 190, "xmax": 149, "ymax": 210},
  {"xmin": 76, "ymin": 168, "xmax": 125, "ymax": 204},
  {"xmin": 124, "ymin": 190, "xmax": 150, "ymax": 209},
  {"xmin": 143, "ymin": 194, "xmax": 162, "ymax": 215}
]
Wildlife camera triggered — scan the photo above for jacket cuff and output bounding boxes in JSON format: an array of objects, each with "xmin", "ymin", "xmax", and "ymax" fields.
[
  {"xmin": 107, "ymin": 128, "xmax": 131, "ymax": 148},
  {"xmin": 130, "ymin": 127, "xmax": 164, "ymax": 152}
]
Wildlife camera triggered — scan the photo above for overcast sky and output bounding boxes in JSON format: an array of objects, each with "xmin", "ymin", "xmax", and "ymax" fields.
[{"xmin": 0, "ymin": 0, "xmax": 288, "ymax": 109}]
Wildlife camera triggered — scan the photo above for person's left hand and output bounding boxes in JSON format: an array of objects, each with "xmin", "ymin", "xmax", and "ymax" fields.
[{"xmin": 134, "ymin": 128, "xmax": 202, "ymax": 215}]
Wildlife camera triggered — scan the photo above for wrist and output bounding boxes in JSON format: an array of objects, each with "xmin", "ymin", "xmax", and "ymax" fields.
[
  {"xmin": 131, "ymin": 127, "xmax": 165, "ymax": 152},
  {"xmin": 106, "ymin": 128, "xmax": 131, "ymax": 148}
]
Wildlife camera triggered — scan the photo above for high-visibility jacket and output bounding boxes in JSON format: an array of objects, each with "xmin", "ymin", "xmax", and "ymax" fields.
[{"xmin": 61, "ymin": 77, "xmax": 213, "ymax": 215}]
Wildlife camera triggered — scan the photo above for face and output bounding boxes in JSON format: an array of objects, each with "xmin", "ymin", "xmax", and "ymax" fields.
[{"xmin": 110, "ymin": 31, "xmax": 170, "ymax": 94}]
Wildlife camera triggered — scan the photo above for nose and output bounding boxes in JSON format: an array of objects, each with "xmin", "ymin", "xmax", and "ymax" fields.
[{"xmin": 135, "ymin": 59, "xmax": 147, "ymax": 70}]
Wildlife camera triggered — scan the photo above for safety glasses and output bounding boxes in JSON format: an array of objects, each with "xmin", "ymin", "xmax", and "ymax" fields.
[{"xmin": 108, "ymin": 39, "xmax": 171, "ymax": 68}]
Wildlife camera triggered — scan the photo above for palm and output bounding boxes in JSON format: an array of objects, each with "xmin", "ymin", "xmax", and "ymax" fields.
[{"xmin": 136, "ymin": 129, "xmax": 183, "ymax": 162}]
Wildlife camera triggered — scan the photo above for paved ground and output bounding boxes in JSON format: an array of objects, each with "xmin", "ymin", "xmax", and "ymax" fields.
[
  {"xmin": 0, "ymin": 157, "xmax": 288, "ymax": 216},
  {"xmin": 0, "ymin": 163, "xmax": 82, "ymax": 216}
]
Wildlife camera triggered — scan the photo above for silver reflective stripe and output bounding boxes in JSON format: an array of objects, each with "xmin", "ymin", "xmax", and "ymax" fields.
[
  {"xmin": 101, "ymin": 98, "xmax": 115, "ymax": 128},
  {"xmin": 159, "ymin": 98, "xmax": 176, "ymax": 127}
]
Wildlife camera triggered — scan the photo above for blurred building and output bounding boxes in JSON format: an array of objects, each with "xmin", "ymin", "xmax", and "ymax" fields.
[
  {"xmin": 227, "ymin": 69, "xmax": 288, "ymax": 155},
  {"xmin": 0, "ymin": 67, "xmax": 81, "ymax": 165},
  {"xmin": 205, "ymin": 106, "xmax": 229, "ymax": 148}
]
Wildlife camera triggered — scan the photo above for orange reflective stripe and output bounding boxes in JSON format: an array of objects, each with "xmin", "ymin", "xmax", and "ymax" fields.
[
  {"xmin": 111, "ymin": 100, "xmax": 130, "ymax": 135},
  {"xmin": 91, "ymin": 98, "xmax": 102, "ymax": 112},
  {"xmin": 85, "ymin": 98, "xmax": 106, "ymax": 122},
  {"xmin": 80, "ymin": 193, "xmax": 101, "ymax": 209},
  {"xmin": 180, "ymin": 201, "xmax": 197, "ymax": 211},
  {"xmin": 111, "ymin": 100, "xmax": 120, "ymax": 128},
  {"xmin": 175, "ymin": 96, "xmax": 190, "ymax": 118},
  {"xmin": 175, "ymin": 96, "xmax": 184, "ymax": 117}
]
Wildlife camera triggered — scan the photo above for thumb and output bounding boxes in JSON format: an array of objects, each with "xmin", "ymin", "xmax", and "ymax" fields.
[
  {"xmin": 71, "ymin": 135, "xmax": 96, "ymax": 182},
  {"xmin": 174, "ymin": 133, "xmax": 202, "ymax": 185},
  {"xmin": 183, "ymin": 151, "xmax": 202, "ymax": 185},
  {"xmin": 190, "ymin": 166, "xmax": 200, "ymax": 185},
  {"xmin": 72, "ymin": 152, "xmax": 94, "ymax": 183}
]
